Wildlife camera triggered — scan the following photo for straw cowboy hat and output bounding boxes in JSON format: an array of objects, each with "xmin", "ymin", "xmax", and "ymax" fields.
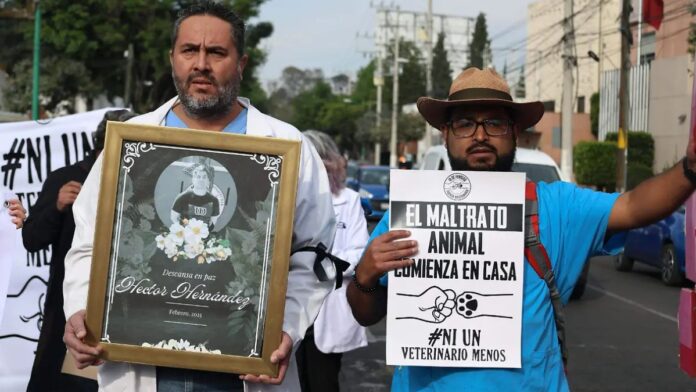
[{"xmin": 417, "ymin": 67, "xmax": 544, "ymax": 131}]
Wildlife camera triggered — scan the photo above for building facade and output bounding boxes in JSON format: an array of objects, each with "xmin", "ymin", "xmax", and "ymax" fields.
[{"xmin": 525, "ymin": 0, "xmax": 622, "ymax": 113}]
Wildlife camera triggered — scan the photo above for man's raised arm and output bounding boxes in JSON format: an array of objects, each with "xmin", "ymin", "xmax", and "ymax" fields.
[{"xmin": 609, "ymin": 141, "xmax": 696, "ymax": 231}]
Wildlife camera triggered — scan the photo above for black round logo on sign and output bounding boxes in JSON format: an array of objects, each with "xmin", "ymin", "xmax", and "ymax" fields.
[{"xmin": 443, "ymin": 173, "xmax": 471, "ymax": 201}]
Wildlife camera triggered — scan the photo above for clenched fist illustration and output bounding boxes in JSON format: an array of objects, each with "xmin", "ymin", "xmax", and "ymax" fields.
[{"xmin": 396, "ymin": 286, "xmax": 457, "ymax": 323}]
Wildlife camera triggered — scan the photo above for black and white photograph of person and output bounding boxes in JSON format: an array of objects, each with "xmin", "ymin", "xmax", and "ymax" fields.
[
  {"xmin": 153, "ymin": 155, "xmax": 238, "ymax": 234},
  {"xmin": 171, "ymin": 161, "xmax": 221, "ymax": 228}
]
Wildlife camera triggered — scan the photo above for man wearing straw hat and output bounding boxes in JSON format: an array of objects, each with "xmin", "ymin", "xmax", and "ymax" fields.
[{"xmin": 348, "ymin": 67, "xmax": 696, "ymax": 391}]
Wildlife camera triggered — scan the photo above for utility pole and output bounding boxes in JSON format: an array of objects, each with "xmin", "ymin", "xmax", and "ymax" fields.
[
  {"xmin": 374, "ymin": 48, "xmax": 384, "ymax": 165},
  {"xmin": 598, "ymin": 0, "xmax": 603, "ymax": 92},
  {"xmin": 421, "ymin": 0, "xmax": 434, "ymax": 158},
  {"xmin": 124, "ymin": 43, "xmax": 134, "ymax": 108},
  {"xmin": 31, "ymin": 0, "xmax": 41, "ymax": 120},
  {"xmin": 617, "ymin": 0, "xmax": 631, "ymax": 191},
  {"xmin": 637, "ymin": 0, "xmax": 643, "ymax": 65},
  {"xmin": 390, "ymin": 7, "xmax": 401, "ymax": 168},
  {"xmin": 560, "ymin": 0, "xmax": 574, "ymax": 181}
]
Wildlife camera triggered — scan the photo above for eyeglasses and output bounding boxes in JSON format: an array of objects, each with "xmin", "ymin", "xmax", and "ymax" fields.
[{"xmin": 447, "ymin": 118, "xmax": 513, "ymax": 138}]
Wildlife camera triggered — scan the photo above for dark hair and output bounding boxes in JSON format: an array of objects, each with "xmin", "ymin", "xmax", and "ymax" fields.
[
  {"xmin": 93, "ymin": 109, "xmax": 139, "ymax": 151},
  {"xmin": 188, "ymin": 162, "xmax": 215, "ymax": 191},
  {"xmin": 171, "ymin": 1, "xmax": 246, "ymax": 57}
]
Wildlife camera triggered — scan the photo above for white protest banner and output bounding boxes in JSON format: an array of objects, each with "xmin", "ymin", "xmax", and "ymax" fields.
[
  {"xmin": 386, "ymin": 169, "xmax": 526, "ymax": 368},
  {"xmin": 0, "ymin": 108, "xmax": 118, "ymax": 391}
]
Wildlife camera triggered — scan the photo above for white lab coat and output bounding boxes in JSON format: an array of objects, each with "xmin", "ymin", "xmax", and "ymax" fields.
[
  {"xmin": 63, "ymin": 97, "xmax": 336, "ymax": 391},
  {"xmin": 313, "ymin": 188, "xmax": 369, "ymax": 353}
]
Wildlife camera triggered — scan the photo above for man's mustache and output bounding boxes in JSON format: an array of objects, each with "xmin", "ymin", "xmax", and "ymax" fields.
[
  {"xmin": 466, "ymin": 142, "xmax": 497, "ymax": 154},
  {"xmin": 186, "ymin": 72, "xmax": 218, "ymax": 87}
]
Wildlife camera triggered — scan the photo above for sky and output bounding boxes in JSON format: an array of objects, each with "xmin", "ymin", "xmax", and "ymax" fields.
[{"xmin": 253, "ymin": 0, "xmax": 538, "ymax": 88}]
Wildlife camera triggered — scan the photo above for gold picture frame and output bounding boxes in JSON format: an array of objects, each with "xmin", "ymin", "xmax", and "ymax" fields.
[{"xmin": 85, "ymin": 122, "xmax": 300, "ymax": 376}]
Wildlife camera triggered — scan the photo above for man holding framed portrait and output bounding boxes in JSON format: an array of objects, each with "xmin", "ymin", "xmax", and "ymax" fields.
[{"xmin": 62, "ymin": 2, "xmax": 336, "ymax": 391}]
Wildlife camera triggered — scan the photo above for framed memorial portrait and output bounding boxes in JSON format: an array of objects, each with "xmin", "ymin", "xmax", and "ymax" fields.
[{"xmin": 84, "ymin": 122, "xmax": 300, "ymax": 376}]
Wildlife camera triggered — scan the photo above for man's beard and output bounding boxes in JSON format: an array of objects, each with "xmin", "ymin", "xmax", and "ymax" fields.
[
  {"xmin": 173, "ymin": 70, "xmax": 239, "ymax": 120},
  {"xmin": 447, "ymin": 140, "xmax": 516, "ymax": 172}
]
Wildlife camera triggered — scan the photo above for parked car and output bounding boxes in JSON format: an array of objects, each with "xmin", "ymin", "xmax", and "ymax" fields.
[
  {"xmin": 419, "ymin": 145, "xmax": 590, "ymax": 299},
  {"xmin": 420, "ymin": 145, "xmax": 567, "ymax": 182},
  {"xmin": 347, "ymin": 165, "xmax": 390, "ymax": 220},
  {"xmin": 346, "ymin": 160, "xmax": 359, "ymax": 186},
  {"xmin": 614, "ymin": 206, "xmax": 686, "ymax": 286}
]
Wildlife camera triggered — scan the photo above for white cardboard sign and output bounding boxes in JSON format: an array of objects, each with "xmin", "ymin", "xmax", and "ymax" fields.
[{"xmin": 386, "ymin": 169, "xmax": 525, "ymax": 368}]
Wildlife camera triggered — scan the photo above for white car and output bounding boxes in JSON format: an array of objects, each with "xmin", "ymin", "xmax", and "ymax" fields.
[
  {"xmin": 420, "ymin": 145, "xmax": 567, "ymax": 183},
  {"xmin": 418, "ymin": 145, "xmax": 592, "ymax": 299}
]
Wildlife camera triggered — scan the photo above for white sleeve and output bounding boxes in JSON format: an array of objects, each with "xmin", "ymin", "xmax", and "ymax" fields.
[
  {"xmin": 63, "ymin": 154, "xmax": 102, "ymax": 319},
  {"xmin": 333, "ymin": 190, "xmax": 369, "ymax": 277},
  {"xmin": 282, "ymin": 136, "xmax": 336, "ymax": 345}
]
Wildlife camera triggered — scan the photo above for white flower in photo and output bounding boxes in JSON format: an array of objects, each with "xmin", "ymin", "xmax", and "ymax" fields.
[
  {"xmin": 155, "ymin": 234, "xmax": 166, "ymax": 250},
  {"xmin": 184, "ymin": 218, "xmax": 209, "ymax": 243},
  {"xmin": 165, "ymin": 233, "xmax": 180, "ymax": 248},
  {"xmin": 184, "ymin": 241, "xmax": 205, "ymax": 259},
  {"xmin": 164, "ymin": 243, "xmax": 179, "ymax": 259},
  {"xmin": 169, "ymin": 223, "xmax": 186, "ymax": 245},
  {"xmin": 142, "ymin": 339, "xmax": 220, "ymax": 353}
]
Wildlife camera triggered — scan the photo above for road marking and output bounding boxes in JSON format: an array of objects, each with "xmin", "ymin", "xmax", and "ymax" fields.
[{"xmin": 587, "ymin": 284, "xmax": 677, "ymax": 323}]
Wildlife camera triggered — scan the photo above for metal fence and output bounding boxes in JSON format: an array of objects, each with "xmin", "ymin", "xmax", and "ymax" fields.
[{"xmin": 598, "ymin": 63, "xmax": 651, "ymax": 141}]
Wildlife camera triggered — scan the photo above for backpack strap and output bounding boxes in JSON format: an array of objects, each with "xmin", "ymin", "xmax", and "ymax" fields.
[{"xmin": 524, "ymin": 181, "xmax": 568, "ymax": 365}]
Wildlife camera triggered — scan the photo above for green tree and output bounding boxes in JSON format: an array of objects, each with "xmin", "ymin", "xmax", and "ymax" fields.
[
  {"xmin": 277, "ymin": 66, "xmax": 323, "ymax": 98},
  {"xmin": 0, "ymin": 0, "xmax": 272, "ymax": 114},
  {"xmin": 398, "ymin": 112, "xmax": 426, "ymax": 142},
  {"xmin": 431, "ymin": 32, "xmax": 451, "ymax": 98},
  {"xmin": 515, "ymin": 65, "xmax": 525, "ymax": 99},
  {"xmin": 467, "ymin": 13, "xmax": 489, "ymax": 69},
  {"xmin": 573, "ymin": 141, "xmax": 617, "ymax": 191},
  {"xmin": 5, "ymin": 56, "xmax": 94, "ymax": 113},
  {"xmin": 318, "ymin": 100, "xmax": 364, "ymax": 155},
  {"xmin": 383, "ymin": 39, "xmax": 426, "ymax": 108},
  {"xmin": 351, "ymin": 59, "xmax": 377, "ymax": 105},
  {"xmin": 291, "ymin": 81, "xmax": 334, "ymax": 131},
  {"xmin": 590, "ymin": 92, "xmax": 599, "ymax": 138},
  {"xmin": 604, "ymin": 131, "xmax": 655, "ymax": 190}
]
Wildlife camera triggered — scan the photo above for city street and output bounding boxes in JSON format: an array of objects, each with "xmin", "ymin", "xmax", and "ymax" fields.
[{"xmin": 339, "ymin": 254, "xmax": 696, "ymax": 391}]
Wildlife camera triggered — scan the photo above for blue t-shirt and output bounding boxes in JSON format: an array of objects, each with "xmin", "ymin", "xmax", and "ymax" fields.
[
  {"xmin": 372, "ymin": 181, "xmax": 620, "ymax": 392},
  {"xmin": 165, "ymin": 107, "xmax": 248, "ymax": 134}
]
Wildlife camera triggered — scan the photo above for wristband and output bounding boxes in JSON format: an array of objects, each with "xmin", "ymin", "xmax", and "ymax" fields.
[
  {"xmin": 683, "ymin": 157, "xmax": 696, "ymax": 186},
  {"xmin": 352, "ymin": 268, "xmax": 378, "ymax": 293}
]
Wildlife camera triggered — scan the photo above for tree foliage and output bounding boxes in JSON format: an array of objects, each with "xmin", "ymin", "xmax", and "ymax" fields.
[
  {"xmin": 573, "ymin": 141, "xmax": 617, "ymax": 191},
  {"xmin": 431, "ymin": 32, "xmax": 451, "ymax": 98},
  {"xmin": 604, "ymin": 131, "xmax": 655, "ymax": 169},
  {"xmin": 383, "ymin": 39, "xmax": 426, "ymax": 107},
  {"xmin": 515, "ymin": 65, "xmax": 525, "ymax": 99},
  {"xmin": 0, "ymin": 0, "xmax": 272, "ymax": 114},
  {"xmin": 351, "ymin": 59, "xmax": 377, "ymax": 105},
  {"xmin": 5, "ymin": 56, "xmax": 93, "ymax": 113},
  {"xmin": 467, "ymin": 13, "xmax": 489, "ymax": 69},
  {"xmin": 291, "ymin": 81, "xmax": 333, "ymax": 131},
  {"xmin": 590, "ymin": 92, "xmax": 599, "ymax": 138}
]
